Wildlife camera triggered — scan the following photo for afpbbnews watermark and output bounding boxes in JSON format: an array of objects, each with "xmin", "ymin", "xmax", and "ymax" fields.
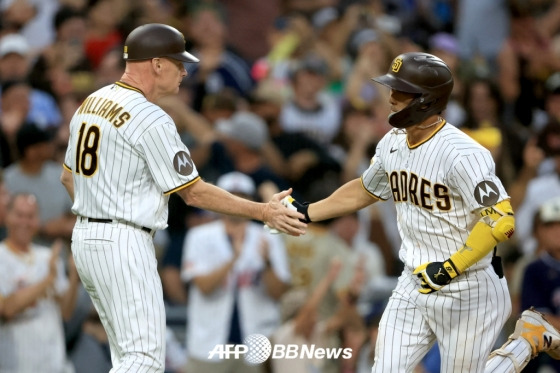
[{"xmin": 208, "ymin": 334, "xmax": 353, "ymax": 364}]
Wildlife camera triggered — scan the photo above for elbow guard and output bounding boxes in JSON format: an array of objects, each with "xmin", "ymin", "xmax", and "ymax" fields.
[
  {"xmin": 450, "ymin": 200, "xmax": 515, "ymax": 273},
  {"xmin": 482, "ymin": 199, "xmax": 515, "ymax": 242}
]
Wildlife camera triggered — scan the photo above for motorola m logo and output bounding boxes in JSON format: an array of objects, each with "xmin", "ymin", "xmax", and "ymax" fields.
[
  {"xmin": 173, "ymin": 151, "xmax": 193, "ymax": 176},
  {"xmin": 474, "ymin": 180, "xmax": 499, "ymax": 207},
  {"xmin": 208, "ymin": 334, "xmax": 353, "ymax": 364}
]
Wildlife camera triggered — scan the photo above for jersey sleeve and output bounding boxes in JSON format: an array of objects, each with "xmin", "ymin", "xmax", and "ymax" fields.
[
  {"xmin": 361, "ymin": 142, "xmax": 391, "ymax": 200},
  {"xmin": 136, "ymin": 122, "xmax": 199, "ymax": 194},
  {"xmin": 63, "ymin": 123, "xmax": 74, "ymax": 171},
  {"xmin": 448, "ymin": 150, "xmax": 509, "ymax": 212}
]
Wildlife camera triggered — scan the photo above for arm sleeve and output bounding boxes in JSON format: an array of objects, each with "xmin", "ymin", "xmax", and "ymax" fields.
[
  {"xmin": 63, "ymin": 121, "xmax": 74, "ymax": 171},
  {"xmin": 136, "ymin": 123, "xmax": 199, "ymax": 194}
]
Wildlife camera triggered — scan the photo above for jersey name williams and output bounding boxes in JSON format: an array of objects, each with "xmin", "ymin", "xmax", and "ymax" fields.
[
  {"xmin": 77, "ymin": 96, "xmax": 131, "ymax": 128},
  {"xmin": 388, "ymin": 170, "xmax": 451, "ymax": 211}
]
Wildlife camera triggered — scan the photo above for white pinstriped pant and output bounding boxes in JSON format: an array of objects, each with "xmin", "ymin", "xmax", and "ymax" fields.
[
  {"xmin": 71, "ymin": 220, "xmax": 165, "ymax": 373},
  {"xmin": 372, "ymin": 266, "xmax": 511, "ymax": 373}
]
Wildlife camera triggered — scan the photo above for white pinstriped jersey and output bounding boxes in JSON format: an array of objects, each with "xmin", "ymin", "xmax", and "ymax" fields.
[
  {"xmin": 64, "ymin": 82, "xmax": 199, "ymax": 230},
  {"xmin": 361, "ymin": 121, "xmax": 509, "ymax": 271}
]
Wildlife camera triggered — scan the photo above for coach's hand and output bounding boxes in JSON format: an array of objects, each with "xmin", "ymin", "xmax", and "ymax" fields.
[
  {"xmin": 264, "ymin": 189, "xmax": 307, "ymax": 236},
  {"xmin": 413, "ymin": 259, "xmax": 460, "ymax": 294}
]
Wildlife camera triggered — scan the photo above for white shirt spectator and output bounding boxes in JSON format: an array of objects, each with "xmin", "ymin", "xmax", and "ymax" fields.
[
  {"xmin": 181, "ymin": 220, "xmax": 291, "ymax": 361},
  {"xmin": 0, "ymin": 243, "xmax": 69, "ymax": 372}
]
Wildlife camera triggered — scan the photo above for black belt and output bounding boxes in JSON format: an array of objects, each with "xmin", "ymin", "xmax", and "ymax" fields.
[{"xmin": 79, "ymin": 217, "xmax": 153, "ymax": 235}]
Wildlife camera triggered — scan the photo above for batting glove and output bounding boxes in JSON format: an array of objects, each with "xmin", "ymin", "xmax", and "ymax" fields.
[
  {"xmin": 282, "ymin": 196, "xmax": 312, "ymax": 223},
  {"xmin": 264, "ymin": 196, "xmax": 311, "ymax": 234},
  {"xmin": 413, "ymin": 259, "xmax": 460, "ymax": 294}
]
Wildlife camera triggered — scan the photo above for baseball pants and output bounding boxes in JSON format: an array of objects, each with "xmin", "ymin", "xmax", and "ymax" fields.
[
  {"xmin": 72, "ymin": 220, "xmax": 165, "ymax": 373},
  {"xmin": 372, "ymin": 266, "xmax": 511, "ymax": 373}
]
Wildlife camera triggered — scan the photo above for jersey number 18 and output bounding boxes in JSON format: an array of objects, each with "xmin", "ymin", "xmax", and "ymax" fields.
[{"xmin": 75, "ymin": 122, "xmax": 101, "ymax": 177}]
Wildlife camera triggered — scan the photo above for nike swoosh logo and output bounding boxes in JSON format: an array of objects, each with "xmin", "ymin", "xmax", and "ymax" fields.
[{"xmin": 390, "ymin": 148, "xmax": 397, "ymax": 153}]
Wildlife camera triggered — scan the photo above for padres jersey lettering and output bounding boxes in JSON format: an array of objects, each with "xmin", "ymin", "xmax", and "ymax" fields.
[
  {"xmin": 64, "ymin": 82, "xmax": 199, "ymax": 230},
  {"xmin": 388, "ymin": 170, "xmax": 451, "ymax": 210},
  {"xmin": 362, "ymin": 121, "xmax": 509, "ymax": 271}
]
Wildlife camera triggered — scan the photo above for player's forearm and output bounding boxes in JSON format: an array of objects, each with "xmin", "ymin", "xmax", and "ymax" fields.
[
  {"xmin": 3, "ymin": 279, "xmax": 53, "ymax": 320},
  {"xmin": 450, "ymin": 200, "xmax": 515, "ymax": 273},
  {"xmin": 308, "ymin": 178, "xmax": 377, "ymax": 222}
]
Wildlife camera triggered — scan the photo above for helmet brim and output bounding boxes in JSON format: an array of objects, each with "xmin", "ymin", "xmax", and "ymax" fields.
[
  {"xmin": 372, "ymin": 74, "xmax": 422, "ymax": 94},
  {"xmin": 168, "ymin": 51, "xmax": 199, "ymax": 63}
]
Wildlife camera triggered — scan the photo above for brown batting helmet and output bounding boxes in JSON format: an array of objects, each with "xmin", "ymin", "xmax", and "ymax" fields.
[
  {"xmin": 372, "ymin": 52, "xmax": 453, "ymax": 128},
  {"xmin": 123, "ymin": 23, "xmax": 199, "ymax": 63}
]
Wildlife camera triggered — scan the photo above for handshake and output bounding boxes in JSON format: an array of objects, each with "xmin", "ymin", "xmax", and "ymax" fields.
[{"xmin": 265, "ymin": 196, "xmax": 311, "ymax": 234}]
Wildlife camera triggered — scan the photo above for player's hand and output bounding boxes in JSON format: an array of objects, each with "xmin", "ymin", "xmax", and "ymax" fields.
[
  {"xmin": 412, "ymin": 259, "xmax": 460, "ymax": 294},
  {"xmin": 263, "ymin": 189, "xmax": 307, "ymax": 236}
]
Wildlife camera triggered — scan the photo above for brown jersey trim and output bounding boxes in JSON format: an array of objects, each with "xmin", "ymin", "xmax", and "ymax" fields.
[
  {"xmin": 164, "ymin": 176, "xmax": 201, "ymax": 196},
  {"xmin": 407, "ymin": 120, "xmax": 447, "ymax": 149},
  {"xmin": 115, "ymin": 81, "xmax": 145, "ymax": 96},
  {"xmin": 360, "ymin": 177, "xmax": 385, "ymax": 201},
  {"xmin": 63, "ymin": 163, "xmax": 72, "ymax": 172}
]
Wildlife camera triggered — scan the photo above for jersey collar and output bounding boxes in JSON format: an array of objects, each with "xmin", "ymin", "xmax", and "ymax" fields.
[
  {"xmin": 115, "ymin": 81, "xmax": 145, "ymax": 96},
  {"xmin": 407, "ymin": 120, "xmax": 447, "ymax": 149}
]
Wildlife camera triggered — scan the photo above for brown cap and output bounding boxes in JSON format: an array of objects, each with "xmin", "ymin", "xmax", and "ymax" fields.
[{"xmin": 123, "ymin": 23, "xmax": 199, "ymax": 63}]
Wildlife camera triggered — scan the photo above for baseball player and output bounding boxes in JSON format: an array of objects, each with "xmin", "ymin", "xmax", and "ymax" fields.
[
  {"xmin": 284, "ymin": 52, "xmax": 560, "ymax": 372},
  {"xmin": 59, "ymin": 23, "xmax": 306, "ymax": 373}
]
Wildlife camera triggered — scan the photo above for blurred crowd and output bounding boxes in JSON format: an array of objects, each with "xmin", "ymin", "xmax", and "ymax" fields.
[{"xmin": 1, "ymin": 0, "xmax": 560, "ymax": 372}]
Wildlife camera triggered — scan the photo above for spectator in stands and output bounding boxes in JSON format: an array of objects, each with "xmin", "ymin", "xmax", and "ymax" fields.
[
  {"xmin": 460, "ymin": 77, "xmax": 516, "ymax": 186},
  {"xmin": 0, "ymin": 34, "xmax": 62, "ymax": 130},
  {"xmin": 28, "ymin": 6, "xmax": 93, "ymax": 100},
  {"xmin": 279, "ymin": 52, "xmax": 342, "ymax": 147},
  {"xmin": 4, "ymin": 123, "xmax": 75, "ymax": 244},
  {"xmin": 497, "ymin": 1, "xmax": 560, "ymax": 127},
  {"xmin": 512, "ymin": 120, "xmax": 560, "ymax": 255},
  {"xmin": 185, "ymin": 1, "xmax": 255, "ymax": 111},
  {"xmin": 0, "ymin": 170, "xmax": 10, "ymax": 240},
  {"xmin": 0, "ymin": 80, "xmax": 32, "ymax": 167},
  {"xmin": 273, "ymin": 256, "xmax": 366, "ymax": 373},
  {"xmin": 82, "ymin": 0, "xmax": 124, "ymax": 70},
  {"xmin": 519, "ymin": 195, "xmax": 560, "ymax": 372},
  {"xmin": 533, "ymin": 72, "xmax": 560, "ymax": 131},
  {"xmin": 0, "ymin": 193, "xmax": 80, "ymax": 372},
  {"xmin": 214, "ymin": 110, "xmax": 291, "ymax": 198},
  {"xmin": 181, "ymin": 172, "xmax": 290, "ymax": 373}
]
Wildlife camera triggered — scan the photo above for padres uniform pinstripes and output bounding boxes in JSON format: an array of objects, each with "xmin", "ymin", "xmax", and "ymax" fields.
[
  {"xmin": 63, "ymin": 82, "xmax": 199, "ymax": 230},
  {"xmin": 362, "ymin": 123, "xmax": 508, "ymax": 271},
  {"xmin": 362, "ymin": 121, "xmax": 511, "ymax": 372},
  {"xmin": 63, "ymin": 82, "xmax": 199, "ymax": 372},
  {"xmin": 61, "ymin": 23, "xmax": 307, "ymax": 373},
  {"xmin": 71, "ymin": 222, "xmax": 165, "ymax": 371}
]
